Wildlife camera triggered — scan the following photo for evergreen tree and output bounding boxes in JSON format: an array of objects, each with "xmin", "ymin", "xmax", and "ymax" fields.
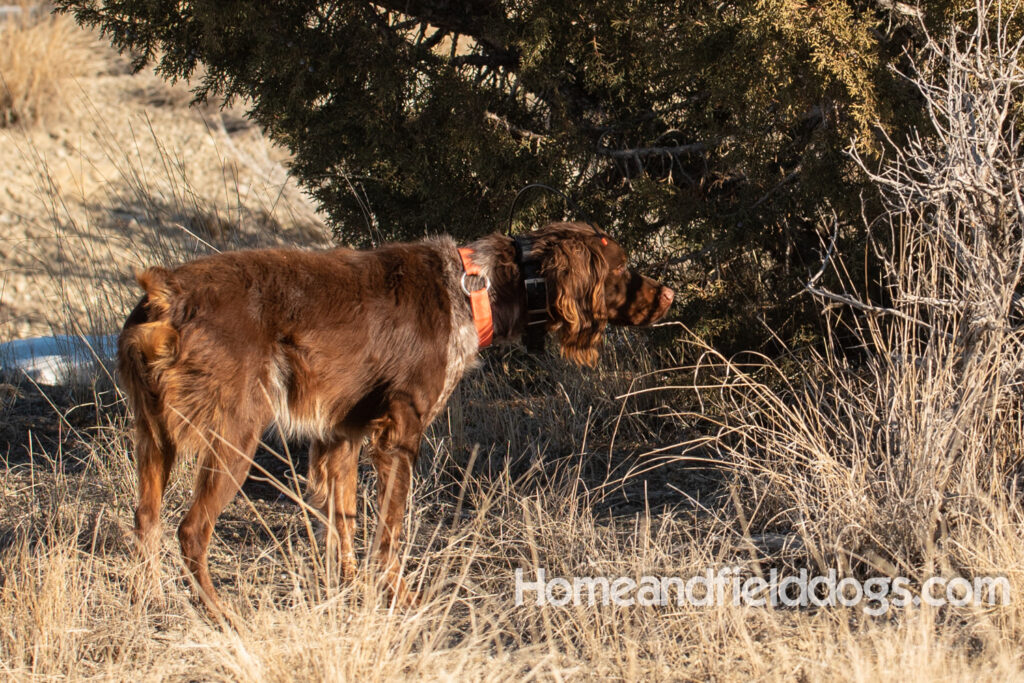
[{"xmin": 57, "ymin": 0, "xmax": 979, "ymax": 346}]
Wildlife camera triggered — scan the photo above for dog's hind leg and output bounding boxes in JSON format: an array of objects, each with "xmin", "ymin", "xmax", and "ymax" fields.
[
  {"xmin": 133, "ymin": 420, "xmax": 176, "ymax": 553},
  {"xmin": 176, "ymin": 422, "xmax": 259, "ymax": 616},
  {"xmin": 131, "ymin": 416, "xmax": 177, "ymax": 603},
  {"xmin": 308, "ymin": 436, "xmax": 361, "ymax": 581}
]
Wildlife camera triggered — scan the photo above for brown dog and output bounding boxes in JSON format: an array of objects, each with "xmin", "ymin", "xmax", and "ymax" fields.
[{"xmin": 118, "ymin": 221, "xmax": 673, "ymax": 612}]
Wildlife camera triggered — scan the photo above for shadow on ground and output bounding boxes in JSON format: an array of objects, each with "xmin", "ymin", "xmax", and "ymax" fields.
[{"xmin": 1, "ymin": 352, "xmax": 726, "ymax": 532}]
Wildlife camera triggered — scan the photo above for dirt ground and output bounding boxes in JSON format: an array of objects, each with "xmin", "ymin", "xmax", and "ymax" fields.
[{"xmin": 0, "ymin": 27, "xmax": 332, "ymax": 342}]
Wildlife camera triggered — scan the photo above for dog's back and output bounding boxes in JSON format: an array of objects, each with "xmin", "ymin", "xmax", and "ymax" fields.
[{"xmin": 119, "ymin": 244, "xmax": 458, "ymax": 452}]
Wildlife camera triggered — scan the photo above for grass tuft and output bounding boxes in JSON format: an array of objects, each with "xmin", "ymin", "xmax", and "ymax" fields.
[{"xmin": 0, "ymin": 2, "xmax": 103, "ymax": 128}]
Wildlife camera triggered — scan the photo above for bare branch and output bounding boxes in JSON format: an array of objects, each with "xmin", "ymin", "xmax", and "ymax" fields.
[
  {"xmin": 452, "ymin": 53, "xmax": 516, "ymax": 68},
  {"xmin": 806, "ymin": 215, "xmax": 840, "ymax": 288},
  {"xmin": 596, "ymin": 142, "xmax": 709, "ymax": 161},
  {"xmin": 874, "ymin": 0, "xmax": 926, "ymax": 22},
  {"xmin": 484, "ymin": 111, "xmax": 548, "ymax": 143}
]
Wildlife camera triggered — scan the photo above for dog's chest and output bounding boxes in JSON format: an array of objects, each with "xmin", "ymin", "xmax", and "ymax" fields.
[{"xmin": 426, "ymin": 308, "xmax": 479, "ymax": 427}]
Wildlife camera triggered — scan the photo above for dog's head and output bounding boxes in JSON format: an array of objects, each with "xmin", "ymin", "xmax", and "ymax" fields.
[{"xmin": 538, "ymin": 222, "xmax": 674, "ymax": 366}]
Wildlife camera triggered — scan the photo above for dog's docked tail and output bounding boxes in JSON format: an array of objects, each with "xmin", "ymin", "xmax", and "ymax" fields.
[{"xmin": 117, "ymin": 267, "xmax": 180, "ymax": 421}]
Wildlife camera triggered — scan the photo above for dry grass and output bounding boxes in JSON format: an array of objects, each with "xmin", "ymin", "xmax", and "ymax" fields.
[
  {"xmin": 2, "ymin": 3, "xmax": 1024, "ymax": 680},
  {"xmin": 1, "ymin": 364, "xmax": 1020, "ymax": 680},
  {"xmin": 0, "ymin": 2, "xmax": 104, "ymax": 127}
]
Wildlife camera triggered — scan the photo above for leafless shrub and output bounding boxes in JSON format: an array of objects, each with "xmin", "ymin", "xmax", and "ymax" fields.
[{"xmin": 667, "ymin": 2, "xmax": 1024, "ymax": 608}]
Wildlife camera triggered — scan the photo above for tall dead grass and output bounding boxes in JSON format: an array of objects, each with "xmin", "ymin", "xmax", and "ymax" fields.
[{"xmin": 0, "ymin": 2, "xmax": 103, "ymax": 127}]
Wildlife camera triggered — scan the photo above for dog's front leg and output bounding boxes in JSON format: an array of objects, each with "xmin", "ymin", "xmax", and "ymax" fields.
[
  {"xmin": 369, "ymin": 400, "xmax": 422, "ymax": 607},
  {"xmin": 307, "ymin": 437, "xmax": 360, "ymax": 581}
]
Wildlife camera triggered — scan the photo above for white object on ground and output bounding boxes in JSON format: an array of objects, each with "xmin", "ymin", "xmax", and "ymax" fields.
[{"xmin": 0, "ymin": 334, "xmax": 118, "ymax": 385}]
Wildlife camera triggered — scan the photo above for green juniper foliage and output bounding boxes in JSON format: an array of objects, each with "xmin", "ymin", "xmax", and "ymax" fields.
[{"xmin": 57, "ymin": 0, "xmax": 979, "ymax": 348}]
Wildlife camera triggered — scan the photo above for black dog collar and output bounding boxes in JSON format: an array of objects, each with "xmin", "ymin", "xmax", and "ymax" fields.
[{"xmin": 513, "ymin": 235, "xmax": 548, "ymax": 353}]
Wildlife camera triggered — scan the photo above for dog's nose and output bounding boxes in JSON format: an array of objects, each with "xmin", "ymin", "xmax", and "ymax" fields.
[{"xmin": 659, "ymin": 287, "xmax": 674, "ymax": 308}]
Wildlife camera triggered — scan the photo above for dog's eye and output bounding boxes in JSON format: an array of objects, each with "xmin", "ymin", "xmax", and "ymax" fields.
[{"xmin": 613, "ymin": 266, "xmax": 626, "ymax": 276}]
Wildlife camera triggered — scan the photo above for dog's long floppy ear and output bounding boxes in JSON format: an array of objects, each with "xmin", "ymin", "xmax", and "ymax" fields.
[{"xmin": 543, "ymin": 236, "xmax": 609, "ymax": 366}]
